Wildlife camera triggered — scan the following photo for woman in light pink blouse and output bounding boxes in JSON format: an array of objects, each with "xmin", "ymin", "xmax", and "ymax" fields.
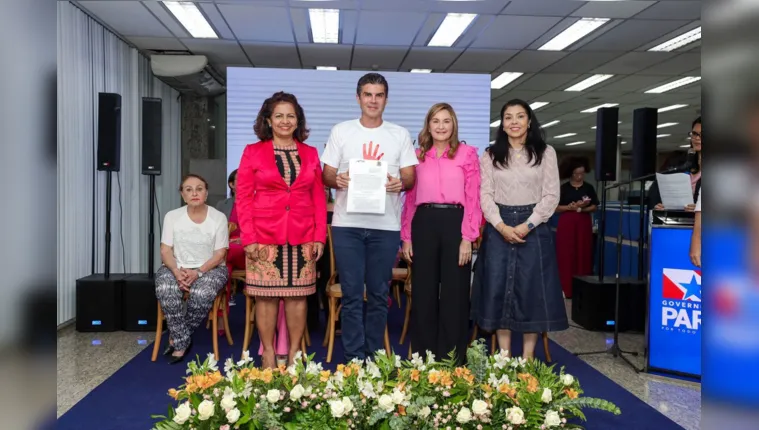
[
  {"xmin": 401, "ymin": 103, "xmax": 482, "ymax": 364},
  {"xmin": 471, "ymin": 99, "xmax": 568, "ymax": 360}
]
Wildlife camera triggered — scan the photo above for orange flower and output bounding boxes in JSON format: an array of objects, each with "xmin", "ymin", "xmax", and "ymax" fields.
[
  {"xmin": 262, "ymin": 368, "xmax": 274, "ymax": 384},
  {"xmin": 397, "ymin": 381, "xmax": 407, "ymax": 392},
  {"xmin": 482, "ymin": 384, "xmax": 493, "ymax": 394},
  {"xmin": 398, "ymin": 405, "xmax": 407, "ymax": 416},
  {"xmin": 410, "ymin": 369, "xmax": 420, "ymax": 382},
  {"xmin": 564, "ymin": 388, "xmax": 579, "ymax": 399},
  {"xmin": 498, "ymin": 383, "xmax": 517, "ymax": 399},
  {"xmin": 337, "ymin": 364, "xmax": 346, "ymax": 373},
  {"xmin": 440, "ymin": 371, "xmax": 453, "ymax": 387},
  {"xmin": 428, "ymin": 370, "xmax": 441, "ymax": 385},
  {"xmin": 320, "ymin": 370, "xmax": 331, "ymax": 382},
  {"xmin": 343, "ymin": 366, "xmax": 353, "ymax": 378},
  {"xmin": 168, "ymin": 389, "xmax": 180, "ymax": 400},
  {"xmin": 518, "ymin": 373, "xmax": 539, "ymax": 393},
  {"xmin": 277, "ymin": 364, "xmax": 287, "ymax": 375},
  {"xmin": 239, "ymin": 368, "xmax": 251, "ymax": 380}
]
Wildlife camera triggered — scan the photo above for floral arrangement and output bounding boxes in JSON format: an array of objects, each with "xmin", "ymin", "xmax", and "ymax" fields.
[{"xmin": 152, "ymin": 340, "xmax": 620, "ymax": 430}]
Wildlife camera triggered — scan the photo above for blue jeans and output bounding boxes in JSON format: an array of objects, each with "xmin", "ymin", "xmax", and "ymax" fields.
[{"xmin": 331, "ymin": 227, "xmax": 400, "ymax": 361}]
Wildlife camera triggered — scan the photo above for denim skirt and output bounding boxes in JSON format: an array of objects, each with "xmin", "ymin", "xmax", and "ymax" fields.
[{"xmin": 471, "ymin": 204, "xmax": 568, "ymax": 333}]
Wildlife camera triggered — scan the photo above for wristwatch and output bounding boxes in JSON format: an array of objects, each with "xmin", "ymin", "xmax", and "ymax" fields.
[
  {"xmin": 197, "ymin": 270, "xmax": 204, "ymax": 278},
  {"xmin": 527, "ymin": 222, "xmax": 535, "ymax": 231}
]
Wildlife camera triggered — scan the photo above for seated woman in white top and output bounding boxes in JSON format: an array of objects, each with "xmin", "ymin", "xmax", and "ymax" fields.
[{"xmin": 156, "ymin": 174, "xmax": 229, "ymax": 364}]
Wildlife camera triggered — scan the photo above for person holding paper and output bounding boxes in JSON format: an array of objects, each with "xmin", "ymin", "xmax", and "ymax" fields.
[
  {"xmin": 649, "ymin": 117, "xmax": 702, "ymax": 211},
  {"xmin": 400, "ymin": 103, "xmax": 482, "ymax": 364},
  {"xmin": 236, "ymin": 91, "xmax": 327, "ymax": 368},
  {"xmin": 321, "ymin": 73, "xmax": 418, "ymax": 361},
  {"xmin": 471, "ymin": 99, "xmax": 568, "ymax": 360},
  {"xmin": 554, "ymin": 157, "xmax": 599, "ymax": 298}
]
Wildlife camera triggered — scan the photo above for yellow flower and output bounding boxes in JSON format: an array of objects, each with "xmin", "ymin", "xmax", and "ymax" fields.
[
  {"xmin": 168, "ymin": 388, "xmax": 180, "ymax": 400},
  {"xmin": 320, "ymin": 370, "xmax": 331, "ymax": 382},
  {"xmin": 428, "ymin": 370, "xmax": 441, "ymax": 385},
  {"xmin": 410, "ymin": 369, "xmax": 420, "ymax": 382},
  {"xmin": 564, "ymin": 388, "xmax": 579, "ymax": 399},
  {"xmin": 262, "ymin": 368, "xmax": 274, "ymax": 384}
]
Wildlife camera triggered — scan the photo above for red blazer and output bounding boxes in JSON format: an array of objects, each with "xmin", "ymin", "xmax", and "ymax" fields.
[{"xmin": 236, "ymin": 140, "xmax": 327, "ymax": 247}]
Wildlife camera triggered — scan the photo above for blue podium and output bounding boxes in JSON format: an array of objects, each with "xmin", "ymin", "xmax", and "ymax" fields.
[{"xmin": 646, "ymin": 211, "xmax": 701, "ymax": 379}]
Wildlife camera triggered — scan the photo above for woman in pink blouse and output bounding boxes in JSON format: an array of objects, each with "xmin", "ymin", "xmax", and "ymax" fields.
[
  {"xmin": 471, "ymin": 99, "xmax": 568, "ymax": 360},
  {"xmin": 401, "ymin": 103, "xmax": 482, "ymax": 364}
]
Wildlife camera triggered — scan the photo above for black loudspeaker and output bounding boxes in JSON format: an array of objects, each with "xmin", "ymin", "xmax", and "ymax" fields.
[
  {"xmin": 75, "ymin": 274, "xmax": 125, "ymax": 332},
  {"xmin": 631, "ymin": 108, "xmax": 659, "ymax": 178},
  {"xmin": 141, "ymin": 97, "xmax": 162, "ymax": 175},
  {"xmin": 121, "ymin": 274, "xmax": 158, "ymax": 331},
  {"xmin": 571, "ymin": 276, "xmax": 646, "ymax": 332},
  {"xmin": 97, "ymin": 92, "xmax": 122, "ymax": 172},
  {"xmin": 594, "ymin": 107, "xmax": 619, "ymax": 181}
]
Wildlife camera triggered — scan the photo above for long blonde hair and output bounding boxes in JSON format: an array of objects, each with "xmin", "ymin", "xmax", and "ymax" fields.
[{"xmin": 418, "ymin": 103, "xmax": 461, "ymax": 161}]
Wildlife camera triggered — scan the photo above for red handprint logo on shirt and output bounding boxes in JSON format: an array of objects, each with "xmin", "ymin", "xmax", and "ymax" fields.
[{"xmin": 362, "ymin": 141, "xmax": 384, "ymax": 160}]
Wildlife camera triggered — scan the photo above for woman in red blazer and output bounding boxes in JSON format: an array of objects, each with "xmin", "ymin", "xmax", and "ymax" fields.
[{"xmin": 236, "ymin": 91, "xmax": 327, "ymax": 368}]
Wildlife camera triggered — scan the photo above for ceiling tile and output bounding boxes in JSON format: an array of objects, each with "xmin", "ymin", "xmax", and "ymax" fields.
[
  {"xmin": 495, "ymin": 50, "xmax": 567, "ymax": 73},
  {"xmin": 196, "ymin": 2, "xmax": 235, "ymax": 39},
  {"xmin": 412, "ymin": 13, "xmax": 447, "ymax": 47},
  {"xmin": 491, "ymin": 90, "xmax": 548, "ymax": 106},
  {"xmin": 78, "ymin": 1, "xmax": 173, "ymax": 37},
  {"xmin": 430, "ymin": 0, "xmax": 511, "ymax": 15},
  {"xmin": 454, "ymin": 14, "xmax": 498, "ymax": 48},
  {"xmin": 355, "ymin": 11, "xmax": 427, "ymax": 46},
  {"xmin": 350, "ymin": 46, "xmax": 407, "ymax": 70},
  {"xmin": 447, "ymin": 49, "xmax": 518, "ymax": 73},
  {"xmin": 639, "ymin": 53, "xmax": 701, "ymax": 76},
  {"xmin": 634, "ymin": 1, "xmax": 702, "ymax": 20},
  {"xmin": 125, "ymin": 36, "xmax": 186, "ymax": 51},
  {"xmin": 501, "ymin": 0, "xmax": 584, "ymax": 16},
  {"xmin": 593, "ymin": 52, "xmax": 675, "ymax": 75},
  {"xmin": 570, "ymin": 1, "xmax": 657, "ymax": 19},
  {"xmin": 535, "ymin": 91, "xmax": 584, "ymax": 103},
  {"xmin": 469, "ymin": 15, "xmax": 563, "ymax": 49},
  {"xmin": 141, "ymin": 1, "xmax": 190, "ymax": 38},
  {"xmin": 298, "ymin": 44, "xmax": 353, "ymax": 69},
  {"xmin": 217, "ymin": 4, "xmax": 293, "ymax": 42},
  {"xmin": 400, "ymin": 47, "xmax": 463, "ymax": 71},
  {"xmin": 512, "ymin": 73, "xmax": 581, "ymax": 92},
  {"xmin": 181, "ymin": 39, "xmax": 250, "ymax": 64},
  {"xmin": 360, "ymin": 0, "xmax": 427, "ymax": 12},
  {"xmin": 541, "ymin": 51, "xmax": 623, "ymax": 74},
  {"xmin": 579, "ymin": 20, "xmax": 692, "ymax": 51},
  {"xmin": 597, "ymin": 75, "xmax": 674, "ymax": 93},
  {"xmin": 289, "ymin": 0, "xmax": 360, "ymax": 9},
  {"xmin": 241, "ymin": 43, "xmax": 301, "ymax": 68}
]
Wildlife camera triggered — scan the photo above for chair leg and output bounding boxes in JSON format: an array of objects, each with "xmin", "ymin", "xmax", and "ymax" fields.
[
  {"xmin": 243, "ymin": 295, "xmax": 252, "ymax": 354},
  {"xmin": 384, "ymin": 325, "xmax": 391, "ymax": 356},
  {"xmin": 151, "ymin": 302, "xmax": 164, "ymax": 362},
  {"xmin": 211, "ymin": 296, "xmax": 220, "ymax": 361},
  {"xmin": 326, "ymin": 297, "xmax": 337, "ymax": 363},
  {"xmin": 491, "ymin": 334, "xmax": 496, "ymax": 355},
  {"xmin": 399, "ymin": 296, "xmax": 412, "ymax": 345},
  {"xmin": 407, "ymin": 341, "xmax": 412, "ymax": 359},
  {"xmin": 222, "ymin": 292, "xmax": 233, "ymax": 346},
  {"xmin": 394, "ymin": 283, "xmax": 401, "ymax": 308},
  {"xmin": 542, "ymin": 332, "xmax": 552, "ymax": 363}
]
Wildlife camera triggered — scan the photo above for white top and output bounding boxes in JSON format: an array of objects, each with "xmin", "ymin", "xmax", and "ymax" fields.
[
  {"xmin": 321, "ymin": 119, "xmax": 419, "ymax": 231},
  {"xmin": 161, "ymin": 205, "xmax": 229, "ymax": 269},
  {"xmin": 695, "ymin": 190, "xmax": 701, "ymax": 212}
]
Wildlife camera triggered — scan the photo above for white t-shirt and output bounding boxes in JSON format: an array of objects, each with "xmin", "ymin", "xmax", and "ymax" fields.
[
  {"xmin": 161, "ymin": 205, "xmax": 229, "ymax": 269},
  {"xmin": 321, "ymin": 119, "xmax": 419, "ymax": 231}
]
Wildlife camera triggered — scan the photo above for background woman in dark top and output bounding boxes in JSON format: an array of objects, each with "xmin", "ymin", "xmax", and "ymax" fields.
[
  {"xmin": 648, "ymin": 117, "xmax": 702, "ymax": 211},
  {"xmin": 554, "ymin": 156, "xmax": 599, "ymax": 298}
]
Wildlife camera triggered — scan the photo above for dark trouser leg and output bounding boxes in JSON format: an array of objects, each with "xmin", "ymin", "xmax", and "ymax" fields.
[
  {"xmin": 155, "ymin": 266, "xmax": 185, "ymax": 347},
  {"xmin": 363, "ymin": 228, "xmax": 401, "ymax": 357},
  {"xmin": 410, "ymin": 207, "xmax": 441, "ymax": 358},
  {"xmin": 331, "ymin": 227, "xmax": 367, "ymax": 361}
]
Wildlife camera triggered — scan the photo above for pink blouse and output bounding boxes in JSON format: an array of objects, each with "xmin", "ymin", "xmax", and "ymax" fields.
[
  {"xmin": 401, "ymin": 144, "xmax": 482, "ymax": 242},
  {"xmin": 479, "ymin": 145, "xmax": 560, "ymax": 228}
]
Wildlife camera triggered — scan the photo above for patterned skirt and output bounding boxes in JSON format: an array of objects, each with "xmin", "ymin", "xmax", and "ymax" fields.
[{"xmin": 245, "ymin": 242, "xmax": 317, "ymax": 297}]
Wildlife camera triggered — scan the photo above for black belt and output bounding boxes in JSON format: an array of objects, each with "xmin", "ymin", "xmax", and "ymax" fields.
[{"xmin": 420, "ymin": 203, "xmax": 463, "ymax": 209}]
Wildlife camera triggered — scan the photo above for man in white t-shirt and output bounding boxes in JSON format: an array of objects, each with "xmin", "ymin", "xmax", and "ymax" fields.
[{"xmin": 321, "ymin": 73, "xmax": 419, "ymax": 361}]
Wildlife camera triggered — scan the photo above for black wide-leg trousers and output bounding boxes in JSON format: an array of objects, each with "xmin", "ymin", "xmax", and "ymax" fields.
[{"xmin": 410, "ymin": 205, "xmax": 472, "ymax": 364}]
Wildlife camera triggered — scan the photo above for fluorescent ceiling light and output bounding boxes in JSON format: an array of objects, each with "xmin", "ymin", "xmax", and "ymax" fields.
[
  {"xmin": 530, "ymin": 102, "xmax": 550, "ymax": 110},
  {"xmin": 543, "ymin": 120, "xmax": 560, "ymax": 128},
  {"xmin": 565, "ymin": 141, "xmax": 586, "ymax": 146},
  {"xmin": 657, "ymin": 122, "xmax": 678, "ymax": 128},
  {"xmin": 582, "ymin": 103, "xmax": 618, "ymax": 113},
  {"xmin": 649, "ymin": 27, "xmax": 701, "ymax": 52},
  {"xmin": 411, "ymin": 69, "xmax": 432, "ymax": 73},
  {"xmin": 591, "ymin": 121, "xmax": 621, "ymax": 129},
  {"xmin": 554, "ymin": 133, "xmax": 577, "ymax": 139},
  {"xmin": 657, "ymin": 134, "xmax": 671, "ymax": 138},
  {"xmin": 680, "ymin": 144, "xmax": 691, "ymax": 148},
  {"xmin": 316, "ymin": 66, "xmax": 337, "ymax": 70},
  {"xmin": 539, "ymin": 18, "xmax": 609, "ymax": 51},
  {"xmin": 163, "ymin": 2, "xmax": 218, "ymax": 38},
  {"xmin": 565, "ymin": 74, "xmax": 614, "ymax": 92},
  {"xmin": 621, "ymin": 141, "xmax": 627, "ymax": 145},
  {"xmin": 658, "ymin": 104, "xmax": 688, "ymax": 112},
  {"xmin": 309, "ymin": 9, "xmax": 339, "ymax": 43},
  {"xmin": 490, "ymin": 120, "xmax": 501, "ymax": 128},
  {"xmin": 645, "ymin": 77, "xmax": 701, "ymax": 94},
  {"xmin": 428, "ymin": 13, "xmax": 477, "ymax": 47},
  {"xmin": 489, "ymin": 140, "xmax": 495, "ymax": 144},
  {"xmin": 491, "ymin": 72, "xmax": 523, "ymax": 89}
]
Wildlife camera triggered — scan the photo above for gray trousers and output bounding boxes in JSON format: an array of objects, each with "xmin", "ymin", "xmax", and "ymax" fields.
[{"xmin": 155, "ymin": 265, "xmax": 228, "ymax": 350}]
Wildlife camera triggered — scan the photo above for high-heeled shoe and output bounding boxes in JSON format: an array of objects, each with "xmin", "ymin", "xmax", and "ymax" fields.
[
  {"xmin": 167, "ymin": 341, "xmax": 193, "ymax": 365},
  {"xmin": 163, "ymin": 345, "xmax": 175, "ymax": 356}
]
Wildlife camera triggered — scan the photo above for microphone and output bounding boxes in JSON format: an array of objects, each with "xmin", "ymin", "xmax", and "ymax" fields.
[{"xmin": 662, "ymin": 149, "xmax": 697, "ymax": 174}]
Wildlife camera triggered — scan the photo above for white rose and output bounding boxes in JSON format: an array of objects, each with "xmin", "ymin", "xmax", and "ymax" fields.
[
  {"xmin": 391, "ymin": 390, "xmax": 405, "ymax": 405},
  {"xmin": 226, "ymin": 408, "xmax": 241, "ymax": 424},
  {"xmin": 506, "ymin": 406, "xmax": 525, "ymax": 425},
  {"xmin": 172, "ymin": 402, "xmax": 191, "ymax": 425},
  {"xmin": 541, "ymin": 388, "xmax": 553, "ymax": 403},
  {"xmin": 418, "ymin": 406, "xmax": 431, "ymax": 418},
  {"xmin": 266, "ymin": 389, "xmax": 280, "ymax": 404},
  {"xmin": 545, "ymin": 410, "xmax": 561, "ymax": 427},
  {"xmin": 342, "ymin": 397, "xmax": 354, "ymax": 414},
  {"xmin": 197, "ymin": 399, "xmax": 215, "ymax": 421},
  {"xmin": 561, "ymin": 374, "xmax": 574, "ymax": 386},
  {"xmin": 378, "ymin": 394, "xmax": 395, "ymax": 413},
  {"xmin": 328, "ymin": 399, "xmax": 346, "ymax": 418},
  {"xmin": 221, "ymin": 395, "xmax": 237, "ymax": 412},
  {"xmin": 456, "ymin": 407, "xmax": 472, "ymax": 423},
  {"xmin": 471, "ymin": 399, "xmax": 488, "ymax": 415},
  {"xmin": 290, "ymin": 384, "xmax": 305, "ymax": 401}
]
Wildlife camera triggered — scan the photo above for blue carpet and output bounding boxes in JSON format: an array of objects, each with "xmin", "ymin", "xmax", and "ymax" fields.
[{"xmin": 58, "ymin": 292, "xmax": 684, "ymax": 429}]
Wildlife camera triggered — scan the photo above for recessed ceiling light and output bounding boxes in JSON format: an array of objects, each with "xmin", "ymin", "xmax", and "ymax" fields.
[
  {"xmin": 163, "ymin": 1, "xmax": 218, "ymax": 38},
  {"xmin": 490, "ymin": 120, "xmax": 501, "ymax": 128},
  {"xmin": 565, "ymin": 74, "xmax": 614, "ymax": 92},
  {"xmin": 543, "ymin": 120, "xmax": 560, "ymax": 128},
  {"xmin": 680, "ymin": 144, "xmax": 691, "ymax": 148},
  {"xmin": 621, "ymin": 141, "xmax": 627, "ymax": 145},
  {"xmin": 658, "ymin": 104, "xmax": 688, "ymax": 112},
  {"xmin": 649, "ymin": 27, "xmax": 701, "ymax": 52},
  {"xmin": 582, "ymin": 103, "xmax": 618, "ymax": 113},
  {"xmin": 491, "ymin": 72, "xmax": 523, "ymax": 89},
  {"xmin": 657, "ymin": 134, "xmax": 671, "ymax": 138},
  {"xmin": 316, "ymin": 66, "xmax": 337, "ymax": 70},
  {"xmin": 645, "ymin": 77, "xmax": 701, "ymax": 94},
  {"xmin": 539, "ymin": 18, "xmax": 609, "ymax": 51},
  {"xmin": 309, "ymin": 9, "xmax": 339, "ymax": 43},
  {"xmin": 428, "ymin": 13, "xmax": 477, "ymax": 47},
  {"xmin": 530, "ymin": 101, "xmax": 550, "ymax": 110},
  {"xmin": 410, "ymin": 69, "xmax": 432, "ymax": 73},
  {"xmin": 565, "ymin": 141, "xmax": 586, "ymax": 146},
  {"xmin": 554, "ymin": 133, "xmax": 577, "ymax": 139},
  {"xmin": 657, "ymin": 122, "xmax": 678, "ymax": 128}
]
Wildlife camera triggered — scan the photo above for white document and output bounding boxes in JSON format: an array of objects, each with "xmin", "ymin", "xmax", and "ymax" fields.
[
  {"xmin": 656, "ymin": 173, "xmax": 694, "ymax": 209},
  {"xmin": 347, "ymin": 158, "xmax": 388, "ymax": 214}
]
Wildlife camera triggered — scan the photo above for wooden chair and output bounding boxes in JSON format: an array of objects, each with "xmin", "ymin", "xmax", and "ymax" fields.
[
  {"xmin": 151, "ymin": 288, "xmax": 233, "ymax": 362},
  {"xmin": 323, "ymin": 226, "xmax": 392, "ymax": 362},
  {"xmin": 398, "ymin": 266, "xmax": 413, "ymax": 345},
  {"xmin": 468, "ymin": 325, "xmax": 552, "ymax": 363}
]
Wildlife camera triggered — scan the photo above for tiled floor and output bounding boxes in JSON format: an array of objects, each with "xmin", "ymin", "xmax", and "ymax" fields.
[{"xmin": 57, "ymin": 299, "xmax": 700, "ymax": 429}]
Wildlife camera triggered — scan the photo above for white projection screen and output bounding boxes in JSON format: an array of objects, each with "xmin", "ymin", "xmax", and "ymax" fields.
[{"xmin": 226, "ymin": 67, "xmax": 491, "ymax": 177}]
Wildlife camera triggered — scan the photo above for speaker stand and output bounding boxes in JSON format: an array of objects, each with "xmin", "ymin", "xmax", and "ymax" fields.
[
  {"xmin": 104, "ymin": 170, "xmax": 112, "ymax": 278},
  {"xmin": 147, "ymin": 175, "xmax": 156, "ymax": 278},
  {"xmin": 574, "ymin": 185, "xmax": 641, "ymax": 373},
  {"xmin": 596, "ymin": 180, "xmax": 607, "ymax": 281}
]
